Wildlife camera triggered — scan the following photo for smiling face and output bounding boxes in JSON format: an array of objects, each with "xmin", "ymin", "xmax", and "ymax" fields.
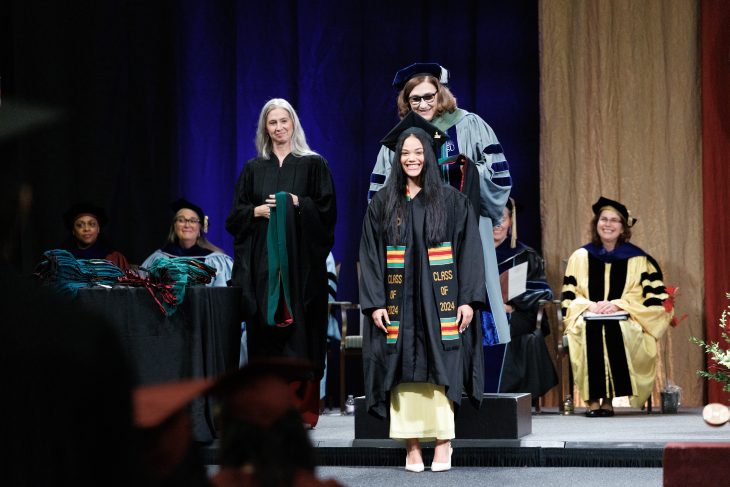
[
  {"xmin": 407, "ymin": 80, "xmax": 439, "ymax": 121},
  {"xmin": 72, "ymin": 215, "xmax": 100, "ymax": 248},
  {"xmin": 596, "ymin": 208, "xmax": 624, "ymax": 248},
  {"xmin": 265, "ymin": 107, "xmax": 293, "ymax": 146},
  {"xmin": 173, "ymin": 208, "xmax": 201, "ymax": 249},
  {"xmin": 400, "ymin": 134, "xmax": 425, "ymax": 183}
]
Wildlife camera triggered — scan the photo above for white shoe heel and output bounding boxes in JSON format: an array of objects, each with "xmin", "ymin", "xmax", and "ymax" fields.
[
  {"xmin": 430, "ymin": 445, "xmax": 453, "ymax": 472},
  {"xmin": 405, "ymin": 461, "xmax": 425, "ymax": 472}
]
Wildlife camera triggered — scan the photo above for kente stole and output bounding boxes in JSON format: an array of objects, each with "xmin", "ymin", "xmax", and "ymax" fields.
[{"xmin": 385, "ymin": 241, "xmax": 460, "ymax": 352}]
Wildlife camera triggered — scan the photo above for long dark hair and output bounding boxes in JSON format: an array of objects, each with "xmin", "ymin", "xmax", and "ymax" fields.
[{"xmin": 382, "ymin": 130, "xmax": 446, "ymax": 246}]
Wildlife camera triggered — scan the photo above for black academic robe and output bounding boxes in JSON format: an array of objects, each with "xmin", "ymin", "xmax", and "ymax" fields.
[
  {"xmin": 495, "ymin": 240, "xmax": 558, "ymax": 398},
  {"xmin": 225, "ymin": 153, "xmax": 336, "ymax": 378},
  {"xmin": 359, "ymin": 185, "xmax": 486, "ymax": 418}
]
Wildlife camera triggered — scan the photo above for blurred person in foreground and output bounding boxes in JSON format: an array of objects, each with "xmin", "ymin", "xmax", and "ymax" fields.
[{"xmin": 0, "ymin": 171, "xmax": 144, "ymax": 486}]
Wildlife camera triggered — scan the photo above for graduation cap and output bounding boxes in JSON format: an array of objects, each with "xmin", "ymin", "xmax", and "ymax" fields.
[
  {"xmin": 62, "ymin": 202, "xmax": 109, "ymax": 230},
  {"xmin": 592, "ymin": 196, "xmax": 637, "ymax": 227},
  {"xmin": 392, "ymin": 62, "xmax": 449, "ymax": 91},
  {"xmin": 132, "ymin": 357, "xmax": 314, "ymax": 431},
  {"xmin": 133, "ymin": 378, "xmax": 215, "ymax": 429},
  {"xmin": 379, "ymin": 111, "xmax": 449, "ymax": 155}
]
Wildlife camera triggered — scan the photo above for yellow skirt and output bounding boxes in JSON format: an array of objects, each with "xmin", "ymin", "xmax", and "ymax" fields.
[{"xmin": 389, "ymin": 382, "xmax": 455, "ymax": 441}]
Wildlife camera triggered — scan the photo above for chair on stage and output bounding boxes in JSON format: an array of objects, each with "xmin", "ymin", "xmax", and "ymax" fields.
[{"xmin": 331, "ymin": 262, "xmax": 364, "ymax": 414}]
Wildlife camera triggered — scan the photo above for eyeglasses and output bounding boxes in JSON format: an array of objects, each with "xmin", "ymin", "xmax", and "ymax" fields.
[
  {"xmin": 175, "ymin": 217, "xmax": 201, "ymax": 225},
  {"xmin": 408, "ymin": 91, "xmax": 438, "ymax": 106},
  {"xmin": 598, "ymin": 217, "xmax": 622, "ymax": 225}
]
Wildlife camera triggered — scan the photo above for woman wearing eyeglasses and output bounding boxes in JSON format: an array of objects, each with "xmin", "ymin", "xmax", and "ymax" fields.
[
  {"xmin": 561, "ymin": 196, "xmax": 673, "ymax": 417},
  {"xmin": 141, "ymin": 198, "xmax": 233, "ymax": 287},
  {"xmin": 369, "ymin": 62, "xmax": 513, "ymax": 391},
  {"xmin": 226, "ymin": 98, "xmax": 336, "ymax": 428}
]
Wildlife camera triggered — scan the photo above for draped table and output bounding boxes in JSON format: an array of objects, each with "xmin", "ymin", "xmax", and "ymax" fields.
[{"xmin": 76, "ymin": 286, "xmax": 243, "ymax": 442}]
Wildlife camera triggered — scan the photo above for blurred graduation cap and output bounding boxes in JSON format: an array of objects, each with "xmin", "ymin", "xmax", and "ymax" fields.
[
  {"xmin": 133, "ymin": 357, "xmax": 314, "ymax": 430},
  {"xmin": 591, "ymin": 196, "xmax": 637, "ymax": 227},
  {"xmin": 214, "ymin": 357, "xmax": 314, "ymax": 424},
  {"xmin": 379, "ymin": 111, "xmax": 449, "ymax": 154},
  {"xmin": 392, "ymin": 62, "xmax": 449, "ymax": 91},
  {"xmin": 133, "ymin": 378, "xmax": 215, "ymax": 430},
  {"xmin": 62, "ymin": 202, "xmax": 109, "ymax": 230}
]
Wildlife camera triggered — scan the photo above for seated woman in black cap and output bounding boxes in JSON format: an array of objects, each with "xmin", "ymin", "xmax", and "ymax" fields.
[
  {"xmin": 560, "ymin": 197, "xmax": 673, "ymax": 417},
  {"xmin": 494, "ymin": 198, "xmax": 558, "ymax": 410},
  {"xmin": 141, "ymin": 198, "xmax": 233, "ymax": 287},
  {"xmin": 60, "ymin": 202, "xmax": 130, "ymax": 270},
  {"xmin": 360, "ymin": 112, "xmax": 485, "ymax": 472}
]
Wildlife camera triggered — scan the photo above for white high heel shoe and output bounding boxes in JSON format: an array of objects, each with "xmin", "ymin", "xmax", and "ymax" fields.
[
  {"xmin": 430, "ymin": 444, "xmax": 453, "ymax": 472},
  {"xmin": 405, "ymin": 461, "xmax": 425, "ymax": 473}
]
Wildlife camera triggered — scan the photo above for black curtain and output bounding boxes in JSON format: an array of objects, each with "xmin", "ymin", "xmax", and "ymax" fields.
[{"xmin": 2, "ymin": 0, "xmax": 540, "ymax": 303}]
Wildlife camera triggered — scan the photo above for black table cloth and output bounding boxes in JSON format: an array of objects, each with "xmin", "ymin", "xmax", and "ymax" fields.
[{"xmin": 76, "ymin": 286, "xmax": 243, "ymax": 442}]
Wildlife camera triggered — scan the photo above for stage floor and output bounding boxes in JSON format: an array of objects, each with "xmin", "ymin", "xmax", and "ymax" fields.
[
  {"xmin": 202, "ymin": 407, "xmax": 727, "ymax": 486},
  {"xmin": 308, "ymin": 407, "xmax": 729, "ymax": 468}
]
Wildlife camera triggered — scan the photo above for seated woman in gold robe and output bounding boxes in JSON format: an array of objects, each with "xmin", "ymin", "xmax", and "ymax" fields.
[{"xmin": 561, "ymin": 197, "xmax": 673, "ymax": 417}]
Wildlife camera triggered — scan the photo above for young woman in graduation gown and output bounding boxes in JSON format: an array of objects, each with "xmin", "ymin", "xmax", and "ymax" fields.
[
  {"xmin": 226, "ymin": 98, "xmax": 336, "ymax": 428},
  {"xmin": 359, "ymin": 112, "xmax": 485, "ymax": 472},
  {"xmin": 561, "ymin": 197, "xmax": 673, "ymax": 417}
]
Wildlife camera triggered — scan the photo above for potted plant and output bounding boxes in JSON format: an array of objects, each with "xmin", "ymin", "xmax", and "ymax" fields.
[{"xmin": 690, "ymin": 292, "xmax": 730, "ymax": 399}]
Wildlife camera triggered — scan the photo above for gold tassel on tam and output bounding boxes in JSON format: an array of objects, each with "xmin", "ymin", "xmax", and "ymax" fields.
[{"xmin": 509, "ymin": 197, "xmax": 517, "ymax": 248}]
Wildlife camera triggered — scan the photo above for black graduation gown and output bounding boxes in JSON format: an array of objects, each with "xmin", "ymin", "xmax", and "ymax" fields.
[
  {"xmin": 359, "ymin": 185, "xmax": 485, "ymax": 418},
  {"xmin": 225, "ymin": 153, "xmax": 336, "ymax": 379},
  {"xmin": 496, "ymin": 240, "xmax": 558, "ymax": 398}
]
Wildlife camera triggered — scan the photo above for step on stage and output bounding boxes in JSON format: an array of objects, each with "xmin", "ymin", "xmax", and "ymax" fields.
[{"xmin": 299, "ymin": 394, "xmax": 729, "ymax": 469}]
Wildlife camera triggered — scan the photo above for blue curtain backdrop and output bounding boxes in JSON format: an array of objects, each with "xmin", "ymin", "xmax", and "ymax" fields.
[
  {"xmin": 3, "ymin": 0, "xmax": 539, "ymax": 304},
  {"xmin": 173, "ymin": 0, "xmax": 540, "ymax": 301}
]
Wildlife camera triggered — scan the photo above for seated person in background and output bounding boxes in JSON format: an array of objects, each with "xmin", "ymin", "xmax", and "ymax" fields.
[
  {"xmin": 142, "ymin": 198, "xmax": 233, "ymax": 287},
  {"xmin": 59, "ymin": 202, "xmax": 130, "ymax": 270},
  {"xmin": 561, "ymin": 196, "xmax": 673, "ymax": 417},
  {"xmin": 495, "ymin": 198, "xmax": 558, "ymax": 410}
]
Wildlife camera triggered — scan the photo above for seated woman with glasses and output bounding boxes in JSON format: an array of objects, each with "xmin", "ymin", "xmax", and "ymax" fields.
[
  {"xmin": 561, "ymin": 196, "xmax": 673, "ymax": 417},
  {"xmin": 141, "ymin": 198, "xmax": 233, "ymax": 287},
  {"xmin": 368, "ymin": 62, "xmax": 513, "ymax": 390}
]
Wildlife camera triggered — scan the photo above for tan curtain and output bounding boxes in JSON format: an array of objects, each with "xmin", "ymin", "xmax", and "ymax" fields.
[{"xmin": 539, "ymin": 0, "xmax": 704, "ymax": 406}]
